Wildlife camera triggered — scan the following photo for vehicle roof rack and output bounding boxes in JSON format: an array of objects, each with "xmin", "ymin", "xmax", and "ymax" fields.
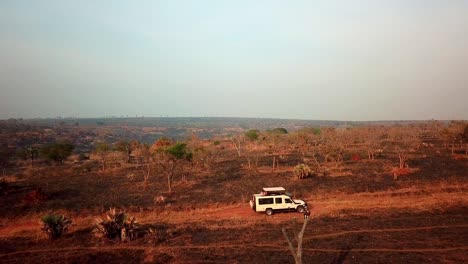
[{"xmin": 262, "ymin": 187, "xmax": 286, "ymax": 194}]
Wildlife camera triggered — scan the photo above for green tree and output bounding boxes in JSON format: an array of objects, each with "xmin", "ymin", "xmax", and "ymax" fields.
[
  {"xmin": 114, "ymin": 140, "xmax": 131, "ymax": 163},
  {"xmin": 154, "ymin": 140, "xmax": 192, "ymax": 193},
  {"xmin": 17, "ymin": 146, "xmax": 39, "ymax": 167},
  {"xmin": 245, "ymin": 129, "xmax": 260, "ymax": 141},
  {"xmin": 269, "ymin": 128, "xmax": 288, "ymax": 135},
  {"xmin": 40, "ymin": 143, "xmax": 74, "ymax": 163}
]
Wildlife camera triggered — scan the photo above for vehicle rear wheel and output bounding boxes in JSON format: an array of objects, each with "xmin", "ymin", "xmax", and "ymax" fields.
[
  {"xmin": 296, "ymin": 205, "xmax": 304, "ymax": 213},
  {"xmin": 266, "ymin": 208, "xmax": 273, "ymax": 216}
]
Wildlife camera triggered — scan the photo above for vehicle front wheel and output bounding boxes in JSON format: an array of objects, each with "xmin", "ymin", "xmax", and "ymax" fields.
[
  {"xmin": 296, "ymin": 206, "xmax": 305, "ymax": 213},
  {"xmin": 266, "ymin": 208, "xmax": 274, "ymax": 216}
]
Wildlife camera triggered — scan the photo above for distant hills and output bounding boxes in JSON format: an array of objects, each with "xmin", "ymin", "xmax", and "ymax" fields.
[{"xmin": 9, "ymin": 117, "xmax": 436, "ymax": 131}]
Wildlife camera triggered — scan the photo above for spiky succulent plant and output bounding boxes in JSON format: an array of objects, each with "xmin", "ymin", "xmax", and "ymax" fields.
[
  {"xmin": 94, "ymin": 208, "xmax": 138, "ymax": 242},
  {"xmin": 41, "ymin": 214, "xmax": 72, "ymax": 240}
]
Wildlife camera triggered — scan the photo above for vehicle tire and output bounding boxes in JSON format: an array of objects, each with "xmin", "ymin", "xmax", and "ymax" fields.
[
  {"xmin": 266, "ymin": 208, "xmax": 274, "ymax": 216},
  {"xmin": 296, "ymin": 205, "xmax": 305, "ymax": 213}
]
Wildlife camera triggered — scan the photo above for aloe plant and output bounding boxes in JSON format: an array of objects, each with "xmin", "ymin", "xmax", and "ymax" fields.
[
  {"xmin": 41, "ymin": 214, "xmax": 72, "ymax": 240},
  {"xmin": 94, "ymin": 208, "xmax": 138, "ymax": 242}
]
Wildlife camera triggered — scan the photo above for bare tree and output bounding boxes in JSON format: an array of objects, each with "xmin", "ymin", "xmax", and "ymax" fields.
[
  {"xmin": 386, "ymin": 126, "xmax": 421, "ymax": 173},
  {"xmin": 265, "ymin": 132, "xmax": 285, "ymax": 171},
  {"xmin": 282, "ymin": 218, "xmax": 310, "ymax": 264},
  {"xmin": 230, "ymin": 134, "xmax": 243, "ymax": 157},
  {"xmin": 360, "ymin": 126, "xmax": 385, "ymax": 161},
  {"xmin": 440, "ymin": 121, "xmax": 467, "ymax": 155},
  {"xmin": 290, "ymin": 131, "xmax": 322, "ymax": 169},
  {"xmin": 132, "ymin": 143, "xmax": 152, "ymax": 183}
]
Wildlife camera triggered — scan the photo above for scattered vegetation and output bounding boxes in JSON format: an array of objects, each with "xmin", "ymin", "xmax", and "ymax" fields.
[
  {"xmin": 40, "ymin": 214, "xmax": 72, "ymax": 240},
  {"xmin": 39, "ymin": 143, "xmax": 74, "ymax": 163},
  {"xmin": 0, "ymin": 119, "xmax": 467, "ymax": 262},
  {"xmin": 293, "ymin": 164, "xmax": 312, "ymax": 179},
  {"xmin": 147, "ymin": 224, "xmax": 175, "ymax": 244},
  {"xmin": 94, "ymin": 208, "xmax": 139, "ymax": 242}
]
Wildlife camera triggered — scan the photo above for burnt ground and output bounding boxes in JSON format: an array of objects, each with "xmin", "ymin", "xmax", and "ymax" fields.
[
  {"xmin": 0, "ymin": 207, "xmax": 467, "ymax": 263},
  {"xmin": 0, "ymin": 152, "xmax": 467, "ymax": 263}
]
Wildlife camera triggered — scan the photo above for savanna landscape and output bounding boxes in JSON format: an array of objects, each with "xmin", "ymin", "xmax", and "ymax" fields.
[
  {"xmin": 2, "ymin": 1, "xmax": 468, "ymax": 263},
  {"xmin": 0, "ymin": 118, "xmax": 467, "ymax": 263}
]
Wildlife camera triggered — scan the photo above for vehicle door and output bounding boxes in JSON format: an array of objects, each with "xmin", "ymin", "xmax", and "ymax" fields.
[
  {"xmin": 284, "ymin": 197, "xmax": 293, "ymax": 211},
  {"xmin": 274, "ymin": 197, "xmax": 283, "ymax": 210}
]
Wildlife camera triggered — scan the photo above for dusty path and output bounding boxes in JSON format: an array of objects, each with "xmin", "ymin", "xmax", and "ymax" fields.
[
  {"xmin": 306, "ymin": 224, "xmax": 468, "ymax": 240},
  {"xmin": 2, "ymin": 243, "xmax": 467, "ymax": 259}
]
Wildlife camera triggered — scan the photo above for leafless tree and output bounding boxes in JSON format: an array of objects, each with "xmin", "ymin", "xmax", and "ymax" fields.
[
  {"xmin": 230, "ymin": 134, "xmax": 243, "ymax": 157},
  {"xmin": 132, "ymin": 143, "xmax": 152, "ymax": 183},
  {"xmin": 386, "ymin": 126, "xmax": 421, "ymax": 170},
  {"xmin": 282, "ymin": 218, "xmax": 309, "ymax": 264}
]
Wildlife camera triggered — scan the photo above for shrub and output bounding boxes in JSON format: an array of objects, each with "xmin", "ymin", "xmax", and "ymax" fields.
[
  {"xmin": 270, "ymin": 128, "xmax": 288, "ymax": 134},
  {"xmin": 245, "ymin": 130, "xmax": 260, "ymax": 141},
  {"xmin": 41, "ymin": 214, "xmax": 72, "ymax": 240},
  {"xmin": 165, "ymin": 142, "xmax": 193, "ymax": 160},
  {"xmin": 147, "ymin": 225, "xmax": 174, "ymax": 244},
  {"xmin": 293, "ymin": 164, "xmax": 312, "ymax": 179},
  {"xmin": 154, "ymin": 195, "xmax": 166, "ymax": 205},
  {"xmin": 39, "ymin": 143, "xmax": 74, "ymax": 163},
  {"xmin": 94, "ymin": 208, "xmax": 139, "ymax": 242}
]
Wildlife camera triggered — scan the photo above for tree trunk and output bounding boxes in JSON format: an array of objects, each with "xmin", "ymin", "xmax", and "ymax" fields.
[
  {"xmin": 282, "ymin": 218, "xmax": 309, "ymax": 264},
  {"xmin": 300, "ymin": 150, "xmax": 306, "ymax": 163},
  {"xmin": 167, "ymin": 162, "xmax": 175, "ymax": 193},
  {"xmin": 311, "ymin": 153, "xmax": 321, "ymax": 169},
  {"xmin": 144, "ymin": 163, "xmax": 150, "ymax": 183},
  {"xmin": 167, "ymin": 172, "xmax": 172, "ymax": 193},
  {"xmin": 231, "ymin": 138, "xmax": 241, "ymax": 157},
  {"xmin": 398, "ymin": 154, "xmax": 405, "ymax": 169}
]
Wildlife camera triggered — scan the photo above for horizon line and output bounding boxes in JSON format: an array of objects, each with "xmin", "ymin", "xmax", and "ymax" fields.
[{"xmin": 0, "ymin": 116, "xmax": 463, "ymax": 123}]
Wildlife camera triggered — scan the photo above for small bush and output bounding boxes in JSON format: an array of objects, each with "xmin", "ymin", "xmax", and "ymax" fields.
[
  {"xmin": 293, "ymin": 164, "xmax": 312, "ymax": 179},
  {"xmin": 41, "ymin": 214, "xmax": 72, "ymax": 240},
  {"xmin": 147, "ymin": 225, "xmax": 174, "ymax": 244},
  {"xmin": 154, "ymin": 195, "xmax": 166, "ymax": 205},
  {"xmin": 245, "ymin": 130, "xmax": 260, "ymax": 141},
  {"xmin": 94, "ymin": 208, "xmax": 139, "ymax": 242}
]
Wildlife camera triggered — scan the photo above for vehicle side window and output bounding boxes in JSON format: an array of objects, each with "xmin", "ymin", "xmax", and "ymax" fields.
[
  {"xmin": 275, "ymin": 198, "xmax": 282, "ymax": 204},
  {"xmin": 258, "ymin": 198, "xmax": 274, "ymax": 205},
  {"xmin": 285, "ymin": 198, "xmax": 292, "ymax": 203}
]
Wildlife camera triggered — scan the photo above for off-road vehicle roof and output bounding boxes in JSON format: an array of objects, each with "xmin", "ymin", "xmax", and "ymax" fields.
[{"xmin": 262, "ymin": 187, "xmax": 285, "ymax": 193}]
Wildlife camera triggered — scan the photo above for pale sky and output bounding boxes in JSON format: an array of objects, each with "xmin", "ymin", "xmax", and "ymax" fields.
[{"xmin": 0, "ymin": 0, "xmax": 467, "ymax": 121}]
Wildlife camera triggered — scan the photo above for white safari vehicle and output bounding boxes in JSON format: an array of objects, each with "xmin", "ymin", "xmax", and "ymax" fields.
[{"xmin": 249, "ymin": 187, "xmax": 307, "ymax": 216}]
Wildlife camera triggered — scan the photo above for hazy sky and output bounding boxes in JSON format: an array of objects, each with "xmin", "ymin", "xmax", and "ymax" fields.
[{"xmin": 0, "ymin": 1, "xmax": 467, "ymax": 121}]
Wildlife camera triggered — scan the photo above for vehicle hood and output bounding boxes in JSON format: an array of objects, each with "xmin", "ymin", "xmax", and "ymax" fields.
[{"xmin": 293, "ymin": 199, "xmax": 306, "ymax": 205}]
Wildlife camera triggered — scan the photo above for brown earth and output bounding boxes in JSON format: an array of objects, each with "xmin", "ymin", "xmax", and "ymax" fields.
[{"xmin": 0, "ymin": 150, "xmax": 467, "ymax": 263}]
